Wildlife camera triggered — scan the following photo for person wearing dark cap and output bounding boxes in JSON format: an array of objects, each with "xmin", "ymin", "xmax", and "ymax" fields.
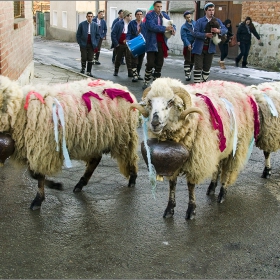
[
  {"xmin": 111, "ymin": 9, "xmax": 125, "ymax": 65},
  {"xmin": 111, "ymin": 10, "xmax": 133, "ymax": 77},
  {"xmin": 180, "ymin": 11, "xmax": 196, "ymax": 81},
  {"xmin": 235, "ymin": 16, "xmax": 261, "ymax": 68},
  {"xmin": 76, "ymin": 11, "xmax": 100, "ymax": 77},
  {"xmin": 126, "ymin": 9, "xmax": 146, "ymax": 82},
  {"xmin": 93, "ymin": 10, "xmax": 107, "ymax": 65},
  {"xmin": 218, "ymin": 19, "xmax": 234, "ymax": 69},
  {"xmin": 192, "ymin": 2, "xmax": 227, "ymax": 83},
  {"xmin": 142, "ymin": 0, "xmax": 176, "ymax": 89}
]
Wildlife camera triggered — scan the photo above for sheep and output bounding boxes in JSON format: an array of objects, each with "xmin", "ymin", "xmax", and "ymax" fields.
[
  {"xmin": 204, "ymin": 17, "xmax": 227, "ymax": 45},
  {"xmin": 244, "ymin": 82, "xmax": 280, "ymax": 178},
  {"xmin": 131, "ymin": 78, "xmax": 258, "ymax": 219},
  {"xmin": 0, "ymin": 75, "xmax": 139, "ymax": 210}
]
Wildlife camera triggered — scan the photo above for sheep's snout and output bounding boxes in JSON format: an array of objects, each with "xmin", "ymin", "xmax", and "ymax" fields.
[{"xmin": 151, "ymin": 113, "xmax": 162, "ymax": 133}]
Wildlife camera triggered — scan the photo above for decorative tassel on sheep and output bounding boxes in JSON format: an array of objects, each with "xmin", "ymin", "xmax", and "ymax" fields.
[
  {"xmin": 52, "ymin": 98, "xmax": 72, "ymax": 168},
  {"xmin": 141, "ymin": 115, "xmax": 157, "ymax": 199}
]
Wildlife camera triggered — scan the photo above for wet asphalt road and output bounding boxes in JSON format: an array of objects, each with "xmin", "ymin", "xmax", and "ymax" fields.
[{"xmin": 0, "ymin": 37, "xmax": 280, "ymax": 278}]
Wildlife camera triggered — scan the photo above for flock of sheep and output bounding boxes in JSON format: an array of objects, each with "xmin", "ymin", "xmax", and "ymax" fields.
[{"xmin": 0, "ymin": 74, "xmax": 280, "ymax": 220}]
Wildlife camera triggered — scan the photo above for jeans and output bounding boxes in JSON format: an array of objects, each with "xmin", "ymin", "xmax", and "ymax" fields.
[
  {"xmin": 218, "ymin": 43, "xmax": 229, "ymax": 61},
  {"xmin": 236, "ymin": 42, "xmax": 251, "ymax": 64}
]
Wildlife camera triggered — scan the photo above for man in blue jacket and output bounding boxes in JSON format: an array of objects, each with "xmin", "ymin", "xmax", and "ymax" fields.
[
  {"xmin": 93, "ymin": 10, "xmax": 107, "ymax": 65},
  {"xmin": 76, "ymin": 11, "xmax": 100, "ymax": 77},
  {"xmin": 192, "ymin": 2, "xmax": 227, "ymax": 83},
  {"xmin": 180, "ymin": 11, "xmax": 196, "ymax": 81},
  {"xmin": 142, "ymin": 1, "xmax": 175, "ymax": 89}
]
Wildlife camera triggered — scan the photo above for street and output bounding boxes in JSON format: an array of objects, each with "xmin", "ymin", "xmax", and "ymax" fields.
[{"xmin": 0, "ymin": 37, "xmax": 280, "ymax": 278}]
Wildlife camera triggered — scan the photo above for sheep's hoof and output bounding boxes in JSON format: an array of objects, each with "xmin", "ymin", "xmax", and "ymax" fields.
[
  {"xmin": 73, "ymin": 178, "xmax": 87, "ymax": 192},
  {"xmin": 163, "ymin": 201, "xmax": 176, "ymax": 218},
  {"xmin": 30, "ymin": 193, "xmax": 44, "ymax": 210},
  {"xmin": 217, "ymin": 187, "xmax": 227, "ymax": 203},
  {"xmin": 185, "ymin": 203, "xmax": 196, "ymax": 220},
  {"xmin": 128, "ymin": 174, "xmax": 137, "ymax": 188},
  {"xmin": 261, "ymin": 167, "xmax": 271, "ymax": 179},
  {"xmin": 206, "ymin": 181, "xmax": 217, "ymax": 195}
]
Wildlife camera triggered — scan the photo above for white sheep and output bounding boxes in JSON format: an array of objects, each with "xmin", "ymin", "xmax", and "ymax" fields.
[
  {"xmin": 0, "ymin": 75, "xmax": 139, "ymax": 210},
  {"xmin": 245, "ymin": 81, "xmax": 280, "ymax": 178},
  {"xmin": 132, "ymin": 78, "xmax": 258, "ymax": 219}
]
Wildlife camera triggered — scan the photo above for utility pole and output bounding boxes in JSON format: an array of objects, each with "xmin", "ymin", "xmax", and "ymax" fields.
[{"xmin": 96, "ymin": 1, "xmax": 99, "ymax": 15}]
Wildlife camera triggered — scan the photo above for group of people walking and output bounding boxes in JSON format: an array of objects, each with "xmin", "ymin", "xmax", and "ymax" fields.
[{"xmin": 76, "ymin": 1, "xmax": 261, "ymax": 86}]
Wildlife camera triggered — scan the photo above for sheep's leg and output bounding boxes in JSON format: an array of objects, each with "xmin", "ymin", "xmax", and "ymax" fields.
[
  {"xmin": 261, "ymin": 151, "xmax": 272, "ymax": 179},
  {"xmin": 206, "ymin": 169, "xmax": 220, "ymax": 195},
  {"xmin": 30, "ymin": 172, "xmax": 46, "ymax": 210},
  {"xmin": 73, "ymin": 156, "xmax": 102, "ymax": 192},
  {"xmin": 186, "ymin": 182, "xmax": 196, "ymax": 220},
  {"xmin": 163, "ymin": 177, "xmax": 177, "ymax": 218},
  {"xmin": 128, "ymin": 167, "xmax": 137, "ymax": 188},
  {"xmin": 217, "ymin": 183, "xmax": 228, "ymax": 203}
]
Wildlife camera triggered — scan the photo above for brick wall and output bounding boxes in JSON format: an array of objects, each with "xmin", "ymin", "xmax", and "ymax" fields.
[{"xmin": 0, "ymin": 2, "xmax": 33, "ymax": 82}]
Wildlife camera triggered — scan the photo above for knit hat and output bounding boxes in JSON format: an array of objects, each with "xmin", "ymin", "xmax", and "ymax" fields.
[
  {"xmin": 183, "ymin": 11, "xmax": 191, "ymax": 17},
  {"xmin": 123, "ymin": 10, "xmax": 131, "ymax": 18},
  {"xmin": 204, "ymin": 2, "xmax": 215, "ymax": 10}
]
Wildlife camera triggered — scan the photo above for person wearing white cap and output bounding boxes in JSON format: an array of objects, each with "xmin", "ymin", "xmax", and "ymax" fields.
[{"xmin": 192, "ymin": 2, "xmax": 227, "ymax": 83}]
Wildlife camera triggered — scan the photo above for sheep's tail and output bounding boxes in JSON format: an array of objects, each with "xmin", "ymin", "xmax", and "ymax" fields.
[{"xmin": 142, "ymin": 115, "xmax": 157, "ymax": 199}]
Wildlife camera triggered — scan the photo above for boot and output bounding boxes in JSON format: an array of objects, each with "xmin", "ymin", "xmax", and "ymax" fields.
[
  {"xmin": 202, "ymin": 70, "xmax": 210, "ymax": 82},
  {"xmin": 235, "ymin": 58, "xmax": 239, "ymax": 67},
  {"xmin": 242, "ymin": 61, "xmax": 248, "ymax": 68},
  {"xmin": 153, "ymin": 72, "xmax": 161, "ymax": 81},
  {"xmin": 184, "ymin": 64, "xmax": 191, "ymax": 81},
  {"xmin": 113, "ymin": 68, "xmax": 119, "ymax": 76},
  {"xmin": 132, "ymin": 68, "xmax": 138, "ymax": 82},
  {"xmin": 94, "ymin": 52, "xmax": 101, "ymax": 65},
  {"xmin": 219, "ymin": 61, "xmax": 226, "ymax": 69},
  {"xmin": 193, "ymin": 70, "xmax": 202, "ymax": 83},
  {"xmin": 143, "ymin": 69, "xmax": 153, "ymax": 89},
  {"xmin": 80, "ymin": 62, "xmax": 86, "ymax": 74},
  {"xmin": 86, "ymin": 62, "xmax": 93, "ymax": 77}
]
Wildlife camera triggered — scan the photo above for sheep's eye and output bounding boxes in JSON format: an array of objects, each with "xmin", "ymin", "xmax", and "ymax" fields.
[
  {"xmin": 167, "ymin": 99, "xmax": 174, "ymax": 108},
  {"xmin": 147, "ymin": 99, "xmax": 152, "ymax": 106}
]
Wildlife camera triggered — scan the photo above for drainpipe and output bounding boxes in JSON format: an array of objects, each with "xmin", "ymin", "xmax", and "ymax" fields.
[
  {"xmin": 96, "ymin": 1, "xmax": 99, "ymax": 15},
  {"xmin": 166, "ymin": 1, "xmax": 170, "ymax": 13},
  {"xmin": 195, "ymin": 1, "xmax": 200, "ymax": 20}
]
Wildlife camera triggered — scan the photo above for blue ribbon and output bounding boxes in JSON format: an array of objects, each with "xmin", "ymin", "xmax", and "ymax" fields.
[
  {"xmin": 52, "ymin": 98, "xmax": 72, "ymax": 168},
  {"xmin": 263, "ymin": 93, "xmax": 278, "ymax": 117},
  {"xmin": 142, "ymin": 115, "xmax": 157, "ymax": 199},
  {"xmin": 221, "ymin": 98, "xmax": 238, "ymax": 157}
]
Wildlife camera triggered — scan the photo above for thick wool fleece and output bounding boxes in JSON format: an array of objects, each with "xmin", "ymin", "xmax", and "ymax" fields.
[
  {"xmin": 246, "ymin": 82, "xmax": 280, "ymax": 153},
  {"xmin": 144, "ymin": 78, "xmax": 256, "ymax": 185},
  {"xmin": 0, "ymin": 76, "xmax": 139, "ymax": 177}
]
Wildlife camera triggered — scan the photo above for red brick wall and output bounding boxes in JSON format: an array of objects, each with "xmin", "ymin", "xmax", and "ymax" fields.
[
  {"xmin": 0, "ymin": 2, "xmax": 33, "ymax": 80},
  {"xmin": 242, "ymin": 1, "xmax": 280, "ymax": 24}
]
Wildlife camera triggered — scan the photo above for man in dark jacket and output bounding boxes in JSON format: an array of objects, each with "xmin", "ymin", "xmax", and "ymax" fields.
[
  {"xmin": 93, "ymin": 10, "xmax": 107, "ymax": 65},
  {"xmin": 76, "ymin": 11, "xmax": 100, "ymax": 77},
  {"xmin": 142, "ymin": 1, "xmax": 175, "ymax": 89}
]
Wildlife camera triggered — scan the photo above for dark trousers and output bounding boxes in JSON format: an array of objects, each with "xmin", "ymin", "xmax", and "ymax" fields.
[
  {"xmin": 80, "ymin": 43, "xmax": 94, "ymax": 72},
  {"xmin": 145, "ymin": 42, "xmax": 164, "ymax": 73},
  {"xmin": 131, "ymin": 52, "xmax": 145, "ymax": 73},
  {"xmin": 218, "ymin": 43, "xmax": 229, "ymax": 61},
  {"xmin": 94, "ymin": 38, "xmax": 103, "ymax": 61},
  {"xmin": 236, "ymin": 42, "xmax": 251, "ymax": 65},
  {"xmin": 115, "ymin": 44, "xmax": 131, "ymax": 70},
  {"xmin": 183, "ymin": 47, "xmax": 194, "ymax": 66},
  {"xmin": 194, "ymin": 50, "xmax": 214, "ymax": 71}
]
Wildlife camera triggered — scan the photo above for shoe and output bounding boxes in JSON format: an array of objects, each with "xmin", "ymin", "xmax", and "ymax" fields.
[
  {"xmin": 132, "ymin": 77, "xmax": 138, "ymax": 82},
  {"xmin": 142, "ymin": 82, "xmax": 149, "ymax": 90},
  {"xmin": 87, "ymin": 72, "xmax": 94, "ymax": 77},
  {"xmin": 138, "ymin": 76, "xmax": 143, "ymax": 80},
  {"xmin": 95, "ymin": 61, "xmax": 101, "ymax": 65},
  {"xmin": 80, "ymin": 69, "xmax": 85, "ymax": 74},
  {"xmin": 113, "ymin": 71, "xmax": 118, "ymax": 76},
  {"xmin": 242, "ymin": 65, "xmax": 248, "ymax": 68}
]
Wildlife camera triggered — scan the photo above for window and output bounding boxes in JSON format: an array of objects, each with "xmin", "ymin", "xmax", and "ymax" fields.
[
  {"xmin": 53, "ymin": 11, "xmax": 57, "ymax": 26},
  {"xmin": 14, "ymin": 1, "xmax": 24, "ymax": 18},
  {"xmin": 62, "ymin": 11, "xmax": 67, "ymax": 28}
]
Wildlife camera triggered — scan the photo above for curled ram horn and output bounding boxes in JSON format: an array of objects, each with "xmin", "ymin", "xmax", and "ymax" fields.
[
  {"xmin": 130, "ymin": 102, "xmax": 149, "ymax": 118},
  {"xmin": 142, "ymin": 86, "xmax": 151, "ymax": 99},
  {"xmin": 170, "ymin": 86, "xmax": 203, "ymax": 120}
]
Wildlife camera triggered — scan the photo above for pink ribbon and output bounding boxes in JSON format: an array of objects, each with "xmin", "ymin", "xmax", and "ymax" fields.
[
  {"xmin": 82, "ymin": 91, "xmax": 103, "ymax": 112},
  {"xmin": 103, "ymin": 88, "xmax": 134, "ymax": 103},
  {"xmin": 24, "ymin": 91, "xmax": 45, "ymax": 110},
  {"xmin": 248, "ymin": 96, "xmax": 260, "ymax": 141},
  {"xmin": 88, "ymin": 80, "xmax": 106, "ymax": 87},
  {"xmin": 196, "ymin": 93, "xmax": 226, "ymax": 152}
]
